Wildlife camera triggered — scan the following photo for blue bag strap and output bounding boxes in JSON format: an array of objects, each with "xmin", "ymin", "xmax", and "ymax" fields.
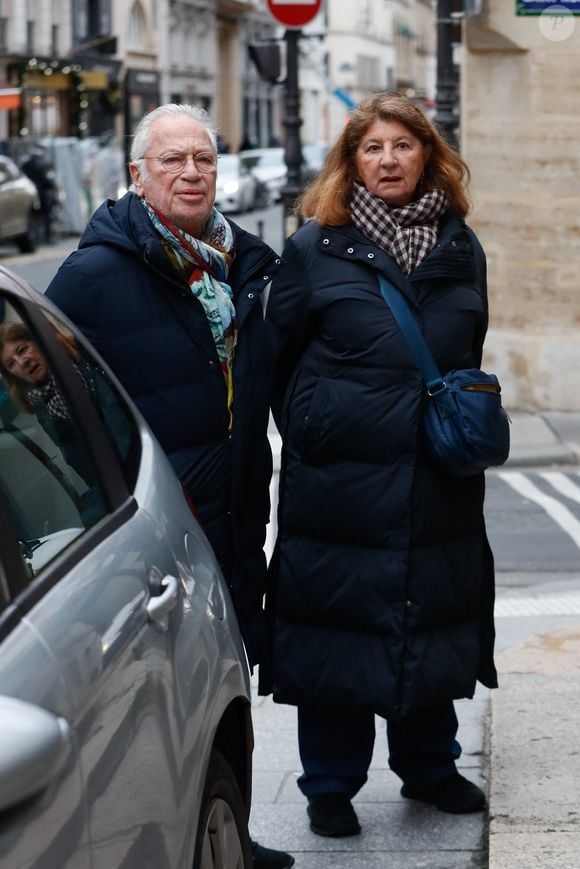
[{"xmin": 377, "ymin": 274, "xmax": 444, "ymax": 395}]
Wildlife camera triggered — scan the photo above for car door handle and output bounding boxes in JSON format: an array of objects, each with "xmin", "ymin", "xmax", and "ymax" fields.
[
  {"xmin": 0, "ymin": 696, "xmax": 71, "ymax": 813},
  {"xmin": 147, "ymin": 574, "xmax": 179, "ymax": 622}
]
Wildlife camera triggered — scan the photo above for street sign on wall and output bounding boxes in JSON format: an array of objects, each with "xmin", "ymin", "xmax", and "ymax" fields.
[
  {"xmin": 517, "ymin": 1, "xmax": 580, "ymax": 12},
  {"xmin": 266, "ymin": 0, "xmax": 324, "ymax": 28}
]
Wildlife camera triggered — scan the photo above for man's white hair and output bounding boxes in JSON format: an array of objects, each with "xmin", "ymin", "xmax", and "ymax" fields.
[{"xmin": 129, "ymin": 103, "xmax": 218, "ymax": 179}]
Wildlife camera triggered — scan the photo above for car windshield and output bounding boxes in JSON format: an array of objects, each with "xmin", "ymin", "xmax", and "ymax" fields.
[
  {"xmin": 254, "ymin": 151, "xmax": 283, "ymax": 167},
  {"xmin": 217, "ymin": 155, "xmax": 240, "ymax": 174}
]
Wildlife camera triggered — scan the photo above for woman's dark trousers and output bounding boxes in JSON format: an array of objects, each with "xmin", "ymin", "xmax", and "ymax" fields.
[{"xmin": 297, "ymin": 701, "xmax": 462, "ymax": 798}]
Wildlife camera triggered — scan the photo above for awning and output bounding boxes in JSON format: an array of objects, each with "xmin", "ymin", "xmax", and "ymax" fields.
[
  {"xmin": 0, "ymin": 88, "xmax": 21, "ymax": 110},
  {"xmin": 81, "ymin": 70, "xmax": 109, "ymax": 89},
  {"xmin": 24, "ymin": 70, "xmax": 109, "ymax": 91}
]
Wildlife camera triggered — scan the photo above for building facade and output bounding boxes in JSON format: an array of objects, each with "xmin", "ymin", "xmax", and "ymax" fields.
[
  {"xmin": 0, "ymin": 0, "xmax": 83, "ymax": 141},
  {"xmin": 462, "ymin": 0, "xmax": 580, "ymax": 410},
  {"xmin": 0, "ymin": 0, "xmax": 437, "ymax": 151},
  {"xmin": 309, "ymin": 0, "xmax": 436, "ymax": 144}
]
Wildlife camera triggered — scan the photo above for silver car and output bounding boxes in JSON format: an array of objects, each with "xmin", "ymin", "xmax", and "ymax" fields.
[
  {"xmin": 0, "ymin": 156, "xmax": 42, "ymax": 252},
  {"xmin": 238, "ymin": 149, "xmax": 286, "ymax": 205},
  {"xmin": 215, "ymin": 154, "xmax": 258, "ymax": 214},
  {"xmin": 0, "ymin": 266, "xmax": 254, "ymax": 868}
]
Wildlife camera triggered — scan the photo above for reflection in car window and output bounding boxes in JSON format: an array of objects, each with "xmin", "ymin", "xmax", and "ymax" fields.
[
  {"xmin": 0, "ymin": 300, "xmax": 139, "ymax": 583},
  {"xmin": 0, "ymin": 307, "xmax": 107, "ymax": 579},
  {"xmin": 73, "ymin": 341, "xmax": 141, "ymax": 490}
]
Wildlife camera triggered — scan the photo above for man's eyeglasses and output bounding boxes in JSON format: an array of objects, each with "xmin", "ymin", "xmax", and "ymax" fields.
[{"xmin": 140, "ymin": 152, "xmax": 218, "ymax": 174}]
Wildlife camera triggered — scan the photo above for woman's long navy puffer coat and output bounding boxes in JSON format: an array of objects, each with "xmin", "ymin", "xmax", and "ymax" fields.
[{"xmin": 259, "ymin": 211, "xmax": 498, "ymax": 716}]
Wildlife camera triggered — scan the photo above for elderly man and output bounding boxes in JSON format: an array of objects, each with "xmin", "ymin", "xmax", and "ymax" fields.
[{"xmin": 46, "ymin": 104, "xmax": 291, "ymax": 869}]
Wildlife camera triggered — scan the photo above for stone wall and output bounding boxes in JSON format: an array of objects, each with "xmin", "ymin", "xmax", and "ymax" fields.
[{"xmin": 462, "ymin": 2, "xmax": 580, "ymax": 410}]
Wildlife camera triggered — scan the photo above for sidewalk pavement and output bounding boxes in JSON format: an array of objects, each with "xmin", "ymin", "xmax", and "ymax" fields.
[
  {"xmin": 255, "ymin": 410, "xmax": 580, "ymax": 868},
  {"xmin": 487, "ymin": 410, "xmax": 580, "ymax": 869}
]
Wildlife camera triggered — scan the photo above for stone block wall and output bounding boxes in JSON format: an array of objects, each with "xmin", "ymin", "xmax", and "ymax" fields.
[{"xmin": 462, "ymin": 2, "xmax": 580, "ymax": 409}]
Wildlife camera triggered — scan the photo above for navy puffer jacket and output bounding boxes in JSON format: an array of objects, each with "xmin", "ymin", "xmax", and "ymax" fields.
[
  {"xmin": 259, "ymin": 212, "xmax": 498, "ymax": 716},
  {"xmin": 46, "ymin": 192, "xmax": 282, "ymax": 663}
]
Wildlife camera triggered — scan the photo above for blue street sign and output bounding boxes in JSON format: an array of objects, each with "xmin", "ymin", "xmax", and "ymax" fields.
[
  {"xmin": 333, "ymin": 87, "xmax": 356, "ymax": 109},
  {"xmin": 517, "ymin": 1, "xmax": 580, "ymax": 13}
]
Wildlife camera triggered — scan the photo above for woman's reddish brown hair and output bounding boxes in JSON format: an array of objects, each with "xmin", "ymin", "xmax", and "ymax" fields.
[{"xmin": 299, "ymin": 91, "xmax": 471, "ymax": 225}]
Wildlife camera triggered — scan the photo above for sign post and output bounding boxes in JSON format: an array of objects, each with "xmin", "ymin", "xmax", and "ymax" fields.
[
  {"xmin": 434, "ymin": 0, "xmax": 459, "ymax": 151},
  {"xmin": 266, "ymin": 0, "xmax": 324, "ymax": 239}
]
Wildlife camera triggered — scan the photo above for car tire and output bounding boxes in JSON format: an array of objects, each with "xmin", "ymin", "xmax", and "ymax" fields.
[
  {"xmin": 16, "ymin": 210, "xmax": 42, "ymax": 253},
  {"xmin": 193, "ymin": 750, "xmax": 252, "ymax": 869}
]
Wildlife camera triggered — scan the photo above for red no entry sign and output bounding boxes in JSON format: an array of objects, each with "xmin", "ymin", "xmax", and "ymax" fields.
[{"xmin": 266, "ymin": 0, "xmax": 324, "ymax": 28}]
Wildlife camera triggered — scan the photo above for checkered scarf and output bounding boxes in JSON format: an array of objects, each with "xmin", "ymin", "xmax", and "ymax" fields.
[
  {"xmin": 27, "ymin": 369, "xmax": 74, "ymax": 420},
  {"xmin": 350, "ymin": 183, "xmax": 449, "ymax": 274}
]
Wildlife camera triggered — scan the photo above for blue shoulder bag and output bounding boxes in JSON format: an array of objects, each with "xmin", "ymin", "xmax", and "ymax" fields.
[{"xmin": 378, "ymin": 275, "xmax": 510, "ymax": 476}]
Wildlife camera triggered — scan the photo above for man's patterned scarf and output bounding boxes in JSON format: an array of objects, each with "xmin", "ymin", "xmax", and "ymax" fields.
[
  {"xmin": 142, "ymin": 200, "xmax": 237, "ymax": 428},
  {"xmin": 350, "ymin": 183, "xmax": 449, "ymax": 274}
]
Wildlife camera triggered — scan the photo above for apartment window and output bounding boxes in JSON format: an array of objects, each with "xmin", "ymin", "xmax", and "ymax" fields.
[
  {"xmin": 51, "ymin": 23, "xmax": 59, "ymax": 55},
  {"xmin": 0, "ymin": 17, "xmax": 7, "ymax": 52},
  {"xmin": 99, "ymin": 0, "xmax": 112, "ymax": 34},
  {"xmin": 26, "ymin": 19, "xmax": 35, "ymax": 53},
  {"xmin": 357, "ymin": 55, "xmax": 380, "ymax": 90},
  {"xmin": 76, "ymin": 0, "xmax": 111, "ymax": 41},
  {"xmin": 128, "ymin": 1, "xmax": 147, "ymax": 50},
  {"xmin": 26, "ymin": 0, "xmax": 38, "ymax": 50},
  {"xmin": 76, "ymin": 0, "xmax": 88, "ymax": 39},
  {"xmin": 358, "ymin": 0, "xmax": 372, "ymax": 30}
]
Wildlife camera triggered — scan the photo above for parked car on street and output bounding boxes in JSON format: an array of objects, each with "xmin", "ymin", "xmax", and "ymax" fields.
[
  {"xmin": 215, "ymin": 153, "xmax": 258, "ymax": 214},
  {"xmin": 0, "ymin": 266, "xmax": 254, "ymax": 868},
  {"xmin": 239, "ymin": 148, "xmax": 287, "ymax": 205},
  {"xmin": 0, "ymin": 156, "xmax": 41, "ymax": 252},
  {"xmin": 239, "ymin": 144, "xmax": 329, "ymax": 203}
]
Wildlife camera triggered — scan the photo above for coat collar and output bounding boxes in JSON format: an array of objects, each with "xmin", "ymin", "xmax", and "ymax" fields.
[{"xmin": 312, "ymin": 212, "xmax": 477, "ymax": 308}]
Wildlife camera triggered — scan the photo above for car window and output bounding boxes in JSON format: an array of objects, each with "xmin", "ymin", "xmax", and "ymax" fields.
[
  {"xmin": 73, "ymin": 341, "xmax": 141, "ymax": 490},
  {"xmin": 0, "ymin": 298, "xmax": 139, "ymax": 584},
  {"xmin": 256, "ymin": 151, "xmax": 282, "ymax": 167},
  {"xmin": 218, "ymin": 155, "xmax": 237, "ymax": 172}
]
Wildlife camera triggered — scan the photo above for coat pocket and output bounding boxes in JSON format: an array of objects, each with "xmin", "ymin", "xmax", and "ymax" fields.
[{"xmin": 286, "ymin": 373, "xmax": 330, "ymax": 465}]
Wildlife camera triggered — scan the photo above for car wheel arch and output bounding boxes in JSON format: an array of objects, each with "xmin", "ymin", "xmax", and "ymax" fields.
[{"xmin": 212, "ymin": 696, "xmax": 253, "ymax": 812}]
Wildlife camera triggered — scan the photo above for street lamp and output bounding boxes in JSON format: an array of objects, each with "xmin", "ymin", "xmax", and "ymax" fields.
[
  {"xmin": 434, "ymin": 0, "xmax": 459, "ymax": 151},
  {"xmin": 248, "ymin": 34, "xmax": 304, "ymax": 239},
  {"xmin": 280, "ymin": 28, "xmax": 304, "ymax": 239}
]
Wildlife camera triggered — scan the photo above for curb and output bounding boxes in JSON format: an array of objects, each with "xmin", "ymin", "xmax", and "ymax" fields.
[{"xmin": 501, "ymin": 411, "xmax": 579, "ymax": 469}]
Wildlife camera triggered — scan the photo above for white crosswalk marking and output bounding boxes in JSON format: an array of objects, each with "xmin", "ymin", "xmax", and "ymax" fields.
[
  {"xmin": 540, "ymin": 470, "xmax": 580, "ymax": 505},
  {"xmin": 495, "ymin": 592, "xmax": 580, "ymax": 617},
  {"xmin": 497, "ymin": 470, "xmax": 580, "ymax": 551}
]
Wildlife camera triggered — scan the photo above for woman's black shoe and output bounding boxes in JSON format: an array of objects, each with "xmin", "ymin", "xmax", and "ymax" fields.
[
  {"xmin": 400, "ymin": 772, "xmax": 486, "ymax": 814},
  {"xmin": 307, "ymin": 793, "xmax": 361, "ymax": 837},
  {"xmin": 250, "ymin": 840, "xmax": 295, "ymax": 869}
]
